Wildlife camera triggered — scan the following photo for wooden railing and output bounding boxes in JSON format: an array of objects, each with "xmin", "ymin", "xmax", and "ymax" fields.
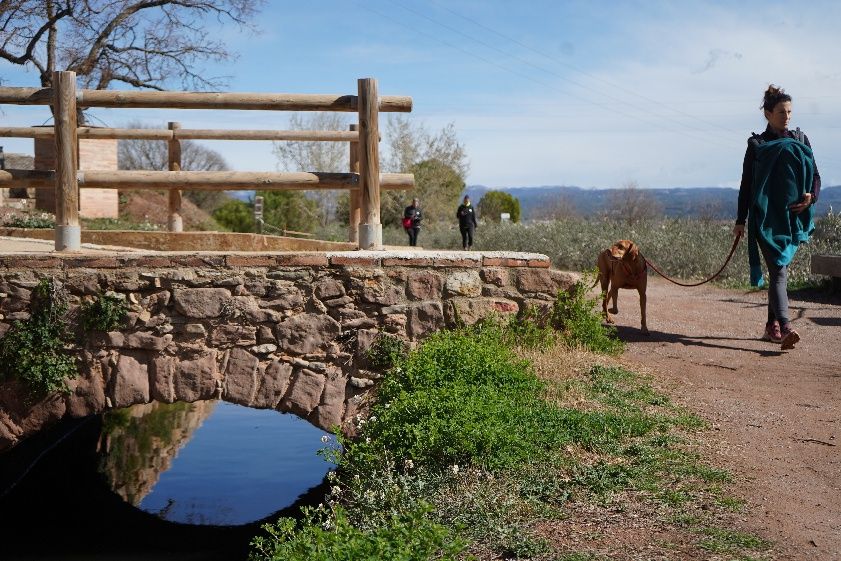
[{"xmin": 0, "ymin": 73, "xmax": 413, "ymax": 251}]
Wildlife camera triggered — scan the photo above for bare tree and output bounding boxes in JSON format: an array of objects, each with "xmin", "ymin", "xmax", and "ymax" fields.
[
  {"xmin": 272, "ymin": 112, "xmax": 349, "ymax": 226},
  {"xmin": 602, "ymin": 181, "xmax": 664, "ymax": 225},
  {"xmin": 118, "ymin": 121, "xmax": 231, "ymax": 211},
  {"xmin": 0, "ymin": 1, "xmax": 262, "ymax": 91},
  {"xmin": 381, "ymin": 115, "xmax": 469, "ymax": 226}
]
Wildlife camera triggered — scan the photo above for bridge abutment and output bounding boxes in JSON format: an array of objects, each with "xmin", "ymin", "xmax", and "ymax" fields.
[{"xmin": 0, "ymin": 251, "xmax": 578, "ymax": 451}]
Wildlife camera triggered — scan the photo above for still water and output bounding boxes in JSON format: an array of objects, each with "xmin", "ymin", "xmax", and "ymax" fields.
[
  {"xmin": 100, "ymin": 400, "xmax": 332, "ymax": 525},
  {"xmin": 0, "ymin": 400, "xmax": 334, "ymax": 560}
]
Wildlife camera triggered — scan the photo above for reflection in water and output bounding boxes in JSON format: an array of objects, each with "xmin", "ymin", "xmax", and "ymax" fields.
[
  {"xmin": 98, "ymin": 400, "xmax": 332, "ymax": 526},
  {"xmin": 99, "ymin": 401, "xmax": 217, "ymax": 506}
]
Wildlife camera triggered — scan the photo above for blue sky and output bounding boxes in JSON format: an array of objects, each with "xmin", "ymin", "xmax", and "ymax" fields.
[{"xmin": 2, "ymin": 0, "xmax": 841, "ymax": 189}]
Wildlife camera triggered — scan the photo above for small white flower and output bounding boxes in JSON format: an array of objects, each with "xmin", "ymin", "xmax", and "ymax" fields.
[
  {"xmin": 369, "ymin": 415, "xmax": 377, "ymax": 422},
  {"xmin": 451, "ymin": 464, "xmax": 460, "ymax": 474},
  {"xmin": 404, "ymin": 459, "xmax": 414, "ymax": 470},
  {"xmin": 365, "ymin": 437, "xmax": 371, "ymax": 443},
  {"xmin": 384, "ymin": 403, "xmax": 391, "ymax": 409},
  {"xmin": 320, "ymin": 435, "xmax": 330, "ymax": 443},
  {"xmin": 331, "ymin": 486, "xmax": 342, "ymax": 495}
]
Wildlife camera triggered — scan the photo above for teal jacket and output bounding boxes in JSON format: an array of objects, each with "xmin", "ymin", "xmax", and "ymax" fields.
[{"xmin": 747, "ymin": 137, "xmax": 816, "ymax": 286}]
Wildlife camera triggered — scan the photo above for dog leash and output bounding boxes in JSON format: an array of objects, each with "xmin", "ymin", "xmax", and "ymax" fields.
[{"xmin": 643, "ymin": 231, "xmax": 743, "ymax": 287}]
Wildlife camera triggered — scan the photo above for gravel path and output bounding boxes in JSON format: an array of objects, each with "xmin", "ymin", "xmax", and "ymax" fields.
[{"xmin": 602, "ymin": 276, "xmax": 840, "ymax": 560}]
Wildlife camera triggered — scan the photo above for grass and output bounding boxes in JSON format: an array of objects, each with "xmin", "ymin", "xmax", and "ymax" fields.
[{"xmin": 252, "ymin": 290, "xmax": 771, "ymax": 560}]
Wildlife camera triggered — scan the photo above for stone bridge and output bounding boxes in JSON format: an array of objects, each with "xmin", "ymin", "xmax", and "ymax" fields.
[{"xmin": 0, "ymin": 251, "xmax": 577, "ymax": 451}]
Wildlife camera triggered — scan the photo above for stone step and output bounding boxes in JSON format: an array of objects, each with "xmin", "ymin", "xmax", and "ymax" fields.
[{"xmin": 811, "ymin": 254, "xmax": 841, "ymax": 278}]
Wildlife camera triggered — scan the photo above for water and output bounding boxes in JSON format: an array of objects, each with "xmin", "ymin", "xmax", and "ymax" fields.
[
  {"xmin": 0, "ymin": 401, "xmax": 334, "ymax": 560},
  {"xmin": 129, "ymin": 401, "xmax": 332, "ymax": 525}
]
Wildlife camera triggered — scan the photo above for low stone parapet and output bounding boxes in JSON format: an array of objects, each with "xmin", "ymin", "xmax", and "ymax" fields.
[{"xmin": 0, "ymin": 250, "xmax": 579, "ymax": 451}]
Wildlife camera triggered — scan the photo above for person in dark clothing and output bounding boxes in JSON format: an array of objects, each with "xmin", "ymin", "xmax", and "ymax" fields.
[
  {"xmin": 733, "ymin": 84, "xmax": 820, "ymax": 350},
  {"xmin": 403, "ymin": 198, "xmax": 422, "ymax": 247},
  {"xmin": 456, "ymin": 195, "xmax": 478, "ymax": 250}
]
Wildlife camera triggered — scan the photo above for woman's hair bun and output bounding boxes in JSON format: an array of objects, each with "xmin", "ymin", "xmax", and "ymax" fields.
[{"xmin": 762, "ymin": 84, "xmax": 792, "ymax": 111}]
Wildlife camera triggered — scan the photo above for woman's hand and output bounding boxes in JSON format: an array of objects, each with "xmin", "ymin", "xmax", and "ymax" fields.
[
  {"xmin": 733, "ymin": 224, "xmax": 745, "ymax": 237},
  {"xmin": 789, "ymin": 193, "xmax": 813, "ymax": 214}
]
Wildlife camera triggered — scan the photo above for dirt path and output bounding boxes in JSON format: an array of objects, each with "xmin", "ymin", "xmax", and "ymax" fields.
[{"xmin": 602, "ymin": 277, "xmax": 840, "ymax": 560}]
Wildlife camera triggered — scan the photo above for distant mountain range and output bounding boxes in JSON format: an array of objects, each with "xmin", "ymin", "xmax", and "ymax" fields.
[{"xmin": 464, "ymin": 185, "xmax": 841, "ymax": 221}]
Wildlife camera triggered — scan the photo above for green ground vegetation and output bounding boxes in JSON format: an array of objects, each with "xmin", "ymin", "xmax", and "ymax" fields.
[{"xmin": 251, "ymin": 285, "xmax": 771, "ymax": 560}]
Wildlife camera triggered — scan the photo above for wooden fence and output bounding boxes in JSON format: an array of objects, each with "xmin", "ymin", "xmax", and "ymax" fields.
[{"xmin": 0, "ymin": 72, "xmax": 414, "ymax": 250}]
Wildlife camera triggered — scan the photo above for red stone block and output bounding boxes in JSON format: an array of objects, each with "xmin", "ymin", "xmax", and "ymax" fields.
[
  {"xmin": 226, "ymin": 255, "xmax": 276, "ymax": 267},
  {"xmin": 171, "ymin": 255, "xmax": 226, "ymax": 268},
  {"xmin": 382, "ymin": 257, "xmax": 435, "ymax": 267},
  {"xmin": 65, "ymin": 257, "xmax": 120, "ymax": 269},
  {"xmin": 329, "ymin": 256, "xmax": 379, "ymax": 267},
  {"xmin": 432, "ymin": 257, "xmax": 480, "ymax": 268},
  {"xmin": 5, "ymin": 256, "xmax": 62, "ymax": 269},
  {"xmin": 276, "ymin": 254, "xmax": 329, "ymax": 267},
  {"xmin": 123, "ymin": 256, "xmax": 174, "ymax": 268},
  {"xmin": 527, "ymin": 259, "xmax": 551, "ymax": 268}
]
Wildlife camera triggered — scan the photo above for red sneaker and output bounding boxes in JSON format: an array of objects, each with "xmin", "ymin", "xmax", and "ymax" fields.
[
  {"xmin": 780, "ymin": 324, "xmax": 800, "ymax": 350},
  {"xmin": 762, "ymin": 321, "xmax": 782, "ymax": 343}
]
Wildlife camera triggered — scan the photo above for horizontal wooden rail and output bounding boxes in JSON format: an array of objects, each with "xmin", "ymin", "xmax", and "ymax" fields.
[
  {"xmin": 0, "ymin": 126, "xmax": 359, "ymax": 142},
  {"xmin": 0, "ymin": 169, "xmax": 414, "ymax": 191},
  {"xmin": 0, "ymin": 87, "xmax": 412, "ymax": 112}
]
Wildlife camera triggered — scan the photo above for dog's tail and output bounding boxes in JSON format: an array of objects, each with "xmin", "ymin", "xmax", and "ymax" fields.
[{"xmin": 590, "ymin": 270, "xmax": 601, "ymax": 290}]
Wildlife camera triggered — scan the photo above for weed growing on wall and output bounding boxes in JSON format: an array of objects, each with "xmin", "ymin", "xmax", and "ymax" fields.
[
  {"xmin": 365, "ymin": 331, "xmax": 409, "ymax": 372},
  {"xmin": 80, "ymin": 291, "xmax": 129, "ymax": 333},
  {"xmin": 0, "ymin": 278, "xmax": 76, "ymax": 399}
]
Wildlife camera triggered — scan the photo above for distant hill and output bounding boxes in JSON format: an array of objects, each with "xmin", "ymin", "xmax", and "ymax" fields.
[{"xmin": 465, "ymin": 185, "xmax": 841, "ymax": 221}]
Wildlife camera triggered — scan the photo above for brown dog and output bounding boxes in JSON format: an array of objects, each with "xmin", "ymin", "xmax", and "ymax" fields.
[{"xmin": 595, "ymin": 239, "xmax": 648, "ymax": 335}]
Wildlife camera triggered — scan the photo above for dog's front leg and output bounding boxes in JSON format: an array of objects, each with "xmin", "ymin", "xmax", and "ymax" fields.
[
  {"xmin": 638, "ymin": 284, "xmax": 649, "ymax": 335},
  {"xmin": 605, "ymin": 286, "xmax": 619, "ymax": 324}
]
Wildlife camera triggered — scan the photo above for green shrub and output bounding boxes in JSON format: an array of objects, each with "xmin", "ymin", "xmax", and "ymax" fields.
[
  {"xmin": 3, "ymin": 213, "xmax": 55, "ymax": 229},
  {"xmin": 365, "ymin": 331, "xmax": 409, "ymax": 372},
  {"xmin": 551, "ymin": 280, "xmax": 624, "ymax": 355},
  {"xmin": 0, "ymin": 278, "xmax": 76, "ymax": 399},
  {"xmin": 250, "ymin": 504, "xmax": 464, "ymax": 561},
  {"xmin": 80, "ymin": 292, "xmax": 129, "ymax": 332}
]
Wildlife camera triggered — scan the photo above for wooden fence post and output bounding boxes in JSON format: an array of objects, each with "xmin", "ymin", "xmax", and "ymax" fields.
[
  {"xmin": 357, "ymin": 78, "xmax": 382, "ymax": 249},
  {"xmin": 348, "ymin": 124, "xmax": 361, "ymax": 244},
  {"xmin": 52, "ymin": 71, "xmax": 80, "ymax": 251},
  {"xmin": 167, "ymin": 122, "xmax": 183, "ymax": 232}
]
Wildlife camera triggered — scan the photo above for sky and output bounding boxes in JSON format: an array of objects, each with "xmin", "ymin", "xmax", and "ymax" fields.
[{"xmin": 2, "ymin": 0, "xmax": 841, "ymax": 189}]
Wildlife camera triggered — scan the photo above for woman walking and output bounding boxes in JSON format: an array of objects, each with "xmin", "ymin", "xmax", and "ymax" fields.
[{"xmin": 733, "ymin": 85, "xmax": 820, "ymax": 350}]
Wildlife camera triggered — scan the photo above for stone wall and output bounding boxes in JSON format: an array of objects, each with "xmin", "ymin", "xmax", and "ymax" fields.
[{"xmin": 0, "ymin": 251, "xmax": 578, "ymax": 451}]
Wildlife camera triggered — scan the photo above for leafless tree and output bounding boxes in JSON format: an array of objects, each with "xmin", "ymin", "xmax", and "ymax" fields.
[
  {"xmin": 602, "ymin": 181, "xmax": 664, "ymax": 225},
  {"xmin": 272, "ymin": 112, "xmax": 349, "ymax": 226},
  {"xmin": 118, "ymin": 121, "xmax": 231, "ymax": 211},
  {"xmin": 380, "ymin": 115, "xmax": 469, "ymax": 226},
  {"xmin": 0, "ymin": 1, "xmax": 262, "ymax": 91}
]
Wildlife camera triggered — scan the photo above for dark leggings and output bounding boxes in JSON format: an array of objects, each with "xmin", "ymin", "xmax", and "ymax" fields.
[
  {"xmin": 406, "ymin": 227, "xmax": 419, "ymax": 247},
  {"xmin": 760, "ymin": 242, "xmax": 789, "ymax": 325},
  {"xmin": 460, "ymin": 226, "xmax": 474, "ymax": 249}
]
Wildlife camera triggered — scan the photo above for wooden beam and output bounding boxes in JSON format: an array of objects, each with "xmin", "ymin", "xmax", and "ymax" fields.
[
  {"xmin": 53, "ymin": 71, "xmax": 80, "ymax": 251},
  {"xmin": 75, "ymin": 89, "xmax": 412, "ymax": 112},
  {"xmin": 348, "ymin": 124, "xmax": 361, "ymax": 243},
  {"xmin": 0, "ymin": 127, "xmax": 55, "ymax": 139},
  {"xmin": 0, "ymin": 169, "xmax": 55, "ymax": 187},
  {"xmin": 0, "ymin": 170, "xmax": 414, "ymax": 191},
  {"xmin": 167, "ymin": 122, "xmax": 183, "ymax": 233},
  {"xmin": 0, "ymin": 87, "xmax": 52, "ymax": 105},
  {"xmin": 357, "ymin": 78, "xmax": 382, "ymax": 249},
  {"xmin": 0, "ymin": 86, "xmax": 413, "ymax": 112}
]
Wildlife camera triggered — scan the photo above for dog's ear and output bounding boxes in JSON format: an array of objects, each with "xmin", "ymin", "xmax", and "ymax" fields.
[
  {"xmin": 610, "ymin": 241, "xmax": 627, "ymax": 259},
  {"xmin": 628, "ymin": 242, "xmax": 639, "ymax": 260}
]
